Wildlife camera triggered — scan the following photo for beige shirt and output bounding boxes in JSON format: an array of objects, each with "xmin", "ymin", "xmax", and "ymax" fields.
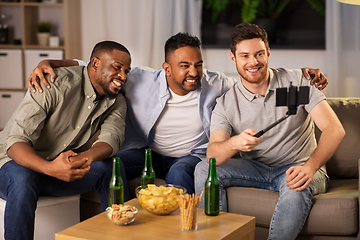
[{"xmin": 0, "ymin": 66, "xmax": 126, "ymax": 168}]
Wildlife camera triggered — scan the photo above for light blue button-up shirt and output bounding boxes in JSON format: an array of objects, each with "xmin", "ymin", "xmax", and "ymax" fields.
[{"xmin": 119, "ymin": 67, "xmax": 237, "ymax": 158}]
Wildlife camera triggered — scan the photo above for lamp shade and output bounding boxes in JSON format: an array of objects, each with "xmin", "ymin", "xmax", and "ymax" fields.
[{"xmin": 337, "ymin": 0, "xmax": 360, "ymax": 5}]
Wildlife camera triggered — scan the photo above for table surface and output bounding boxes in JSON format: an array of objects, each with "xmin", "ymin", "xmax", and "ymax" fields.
[{"xmin": 55, "ymin": 198, "xmax": 255, "ymax": 240}]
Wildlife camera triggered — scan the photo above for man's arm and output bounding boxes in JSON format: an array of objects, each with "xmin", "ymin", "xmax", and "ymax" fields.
[
  {"xmin": 207, "ymin": 128, "xmax": 263, "ymax": 165},
  {"xmin": 7, "ymin": 142, "xmax": 90, "ymax": 182},
  {"xmin": 286, "ymin": 100, "xmax": 345, "ymax": 191},
  {"xmin": 27, "ymin": 59, "xmax": 79, "ymax": 93}
]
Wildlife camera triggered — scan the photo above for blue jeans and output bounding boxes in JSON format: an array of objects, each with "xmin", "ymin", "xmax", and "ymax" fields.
[
  {"xmin": 115, "ymin": 148, "xmax": 201, "ymax": 198},
  {"xmin": 194, "ymin": 158, "xmax": 328, "ymax": 240},
  {"xmin": 0, "ymin": 159, "xmax": 113, "ymax": 240}
]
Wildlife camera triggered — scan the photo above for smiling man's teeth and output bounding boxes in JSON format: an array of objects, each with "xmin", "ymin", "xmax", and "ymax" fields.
[
  {"xmin": 186, "ymin": 79, "xmax": 196, "ymax": 83},
  {"xmin": 248, "ymin": 69, "xmax": 258, "ymax": 72},
  {"xmin": 113, "ymin": 81, "xmax": 122, "ymax": 87}
]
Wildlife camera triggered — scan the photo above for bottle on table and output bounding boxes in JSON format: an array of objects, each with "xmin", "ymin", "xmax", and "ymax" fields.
[
  {"xmin": 205, "ymin": 158, "xmax": 220, "ymax": 216},
  {"xmin": 140, "ymin": 148, "xmax": 156, "ymax": 188},
  {"xmin": 108, "ymin": 157, "xmax": 124, "ymax": 207}
]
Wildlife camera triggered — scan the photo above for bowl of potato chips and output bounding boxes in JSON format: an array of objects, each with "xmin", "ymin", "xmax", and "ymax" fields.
[
  {"xmin": 136, "ymin": 184, "xmax": 186, "ymax": 215},
  {"xmin": 106, "ymin": 204, "xmax": 138, "ymax": 225}
]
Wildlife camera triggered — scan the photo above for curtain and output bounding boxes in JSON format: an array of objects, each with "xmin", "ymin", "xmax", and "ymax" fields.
[
  {"xmin": 325, "ymin": 0, "xmax": 360, "ymax": 97},
  {"xmin": 80, "ymin": 0, "xmax": 203, "ymax": 69}
]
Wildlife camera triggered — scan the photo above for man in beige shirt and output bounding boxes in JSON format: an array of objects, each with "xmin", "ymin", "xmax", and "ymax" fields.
[{"xmin": 0, "ymin": 41, "xmax": 131, "ymax": 240}]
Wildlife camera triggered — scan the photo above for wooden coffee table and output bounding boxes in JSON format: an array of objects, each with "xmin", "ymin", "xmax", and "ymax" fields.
[{"xmin": 56, "ymin": 198, "xmax": 255, "ymax": 240}]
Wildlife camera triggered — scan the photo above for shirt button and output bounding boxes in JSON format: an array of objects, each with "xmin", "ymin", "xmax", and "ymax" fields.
[
  {"xmin": 160, "ymin": 105, "xmax": 163, "ymax": 108},
  {"xmin": 150, "ymin": 122, "xmax": 153, "ymax": 124},
  {"xmin": 77, "ymin": 126, "xmax": 80, "ymax": 129},
  {"xmin": 46, "ymin": 157, "xmax": 50, "ymax": 160},
  {"xmin": 88, "ymin": 106, "xmax": 91, "ymax": 109},
  {"xmin": 63, "ymin": 144, "xmax": 67, "ymax": 147},
  {"xmin": 145, "ymin": 134, "xmax": 147, "ymax": 136},
  {"xmin": 166, "ymin": 94, "xmax": 169, "ymax": 97}
]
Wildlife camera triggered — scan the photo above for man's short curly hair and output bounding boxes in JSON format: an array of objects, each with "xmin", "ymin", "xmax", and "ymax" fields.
[
  {"xmin": 90, "ymin": 41, "xmax": 130, "ymax": 60},
  {"xmin": 164, "ymin": 32, "xmax": 201, "ymax": 62}
]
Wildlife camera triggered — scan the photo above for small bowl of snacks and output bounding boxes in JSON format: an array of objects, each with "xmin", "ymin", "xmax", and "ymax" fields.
[
  {"xmin": 136, "ymin": 184, "xmax": 186, "ymax": 215},
  {"xmin": 105, "ymin": 204, "xmax": 138, "ymax": 225}
]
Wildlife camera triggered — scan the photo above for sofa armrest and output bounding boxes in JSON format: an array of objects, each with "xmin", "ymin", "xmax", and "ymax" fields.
[{"xmin": 358, "ymin": 159, "xmax": 360, "ymax": 239}]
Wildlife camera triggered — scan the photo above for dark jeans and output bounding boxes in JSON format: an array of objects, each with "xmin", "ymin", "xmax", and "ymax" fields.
[
  {"xmin": 0, "ymin": 159, "xmax": 112, "ymax": 240},
  {"xmin": 115, "ymin": 148, "xmax": 201, "ymax": 199}
]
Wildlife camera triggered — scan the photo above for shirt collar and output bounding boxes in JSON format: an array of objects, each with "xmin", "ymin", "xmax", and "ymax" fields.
[
  {"xmin": 236, "ymin": 68, "xmax": 278, "ymax": 102},
  {"xmin": 160, "ymin": 69, "xmax": 170, "ymax": 98},
  {"xmin": 83, "ymin": 67, "xmax": 97, "ymax": 102}
]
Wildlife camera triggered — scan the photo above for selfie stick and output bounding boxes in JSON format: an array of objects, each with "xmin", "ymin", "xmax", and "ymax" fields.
[{"xmin": 253, "ymin": 113, "xmax": 290, "ymax": 138}]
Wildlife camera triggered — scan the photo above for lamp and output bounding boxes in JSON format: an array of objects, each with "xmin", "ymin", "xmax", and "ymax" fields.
[{"xmin": 337, "ymin": 0, "xmax": 360, "ymax": 5}]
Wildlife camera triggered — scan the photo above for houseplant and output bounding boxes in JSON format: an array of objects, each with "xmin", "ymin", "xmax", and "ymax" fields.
[
  {"xmin": 37, "ymin": 21, "xmax": 51, "ymax": 46},
  {"xmin": 205, "ymin": 0, "xmax": 325, "ymax": 43},
  {"xmin": 205, "ymin": 0, "xmax": 325, "ymax": 23}
]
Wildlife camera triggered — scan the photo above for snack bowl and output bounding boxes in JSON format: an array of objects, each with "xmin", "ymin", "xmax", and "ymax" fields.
[
  {"xmin": 136, "ymin": 184, "xmax": 186, "ymax": 215},
  {"xmin": 105, "ymin": 204, "xmax": 138, "ymax": 225}
]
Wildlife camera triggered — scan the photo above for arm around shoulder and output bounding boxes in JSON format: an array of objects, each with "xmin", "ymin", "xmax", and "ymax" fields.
[{"xmin": 27, "ymin": 59, "xmax": 80, "ymax": 93}]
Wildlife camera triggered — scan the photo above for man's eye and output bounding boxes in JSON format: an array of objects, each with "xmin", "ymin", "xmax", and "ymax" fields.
[{"xmin": 180, "ymin": 65, "xmax": 189, "ymax": 68}]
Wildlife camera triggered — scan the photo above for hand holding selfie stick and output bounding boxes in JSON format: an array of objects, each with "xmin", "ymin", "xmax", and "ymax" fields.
[
  {"xmin": 253, "ymin": 113, "xmax": 290, "ymax": 138},
  {"xmin": 254, "ymin": 82, "xmax": 309, "ymax": 138}
]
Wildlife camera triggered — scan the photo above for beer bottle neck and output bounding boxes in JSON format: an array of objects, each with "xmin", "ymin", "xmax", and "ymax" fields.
[
  {"xmin": 208, "ymin": 158, "xmax": 217, "ymax": 179},
  {"xmin": 144, "ymin": 150, "xmax": 153, "ymax": 170}
]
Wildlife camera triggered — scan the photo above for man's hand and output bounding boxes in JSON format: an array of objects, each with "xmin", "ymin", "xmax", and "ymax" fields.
[
  {"xmin": 48, "ymin": 150, "xmax": 90, "ymax": 182},
  {"xmin": 232, "ymin": 128, "xmax": 263, "ymax": 152},
  {"xmin": 285, "ymin": 165, "xmax": 316, "ymax": 191},
  {"xmin": 69, "ymin": 153, "xmax": 93, "ymax": 169},
  {"xmin": 302, "ymin": 68, "xmax": 328, "ymax": 90},
  {"xmin": 27, "ymin": 60, "xmax": 56, "ymax": 93}
]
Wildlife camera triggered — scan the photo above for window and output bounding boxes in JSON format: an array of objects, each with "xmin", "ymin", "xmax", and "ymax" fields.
[{"xmin": 201, "ymin": 0, "xmax": 325, "ymax": 49}]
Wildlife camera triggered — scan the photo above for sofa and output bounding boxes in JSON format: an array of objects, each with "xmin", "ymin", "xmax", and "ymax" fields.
[{"xmin": 80, "ymin": 98, "xmax": 360, "ymax": 240}]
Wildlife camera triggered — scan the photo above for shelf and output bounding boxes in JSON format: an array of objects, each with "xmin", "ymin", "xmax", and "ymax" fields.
[
  {"xmin": 0, "ymin": 2, "xmax": 21, "ymax": 6},
  {"xmin": 0, "ymin": 44, "xmax": 22, "ymax": 49},
  {"xmin": 24, "ymin": 44, "xmax": 64, "ymax": 50},
  {"xmin": 23, "ymin": 2, "xmax": 63, "ymax": 7}
]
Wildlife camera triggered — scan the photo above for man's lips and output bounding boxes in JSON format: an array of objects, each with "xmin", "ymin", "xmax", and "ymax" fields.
[
  {"xmin": 247, "ymin": 67, "xmax": 261, "ymax": 73},
  {"xmin": 112, "ymin": 79, "xmax": 123, "ymax": 88},
  {"xmin": 184, "ymin": 77, "xmax": 199, "ymax": 83}
]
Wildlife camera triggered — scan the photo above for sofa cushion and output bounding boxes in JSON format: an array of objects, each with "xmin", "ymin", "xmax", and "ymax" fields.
[
  {"xmin": 226, "ymin": 178, "xmax": 358, "ymax": 235},
  {"xmin": 317, "ymin": 98, "xmax": 360, "ymax": 179}
]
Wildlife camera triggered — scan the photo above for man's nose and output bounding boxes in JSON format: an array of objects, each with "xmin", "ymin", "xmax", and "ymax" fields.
[
  {"xmin": 249, "ymin": 55, "xmax": 258, "ymax": 65},
  {"xmin": 188, "ymin": 65, "xmax": 198, "ymax": 76},
  {"xmin": 118, "ymin": 71, "xmax": 126, "ymax": 81}
]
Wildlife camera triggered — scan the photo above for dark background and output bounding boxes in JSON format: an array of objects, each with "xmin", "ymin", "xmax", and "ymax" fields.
[{"xmin": 201, "ymin": 0, "xmax": 325, "ymax": 49}]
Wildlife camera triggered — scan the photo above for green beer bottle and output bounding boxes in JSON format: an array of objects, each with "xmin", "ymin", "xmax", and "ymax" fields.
[
  {"xmin": 205, "ymin": 158, "xmax": 220, "ymax": 216},
  {"xmin": 108, "ymin": 157, "xmax": 124, "ymax": 206},
  {"xmin": 140, "ymin": 148, "xmax": 156, "ymax": 187}
]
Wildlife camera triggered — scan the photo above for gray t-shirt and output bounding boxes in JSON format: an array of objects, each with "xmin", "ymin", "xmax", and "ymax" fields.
[{"xmin": 211, "ymin": 68, "xmax": 326, "ymax": 169}]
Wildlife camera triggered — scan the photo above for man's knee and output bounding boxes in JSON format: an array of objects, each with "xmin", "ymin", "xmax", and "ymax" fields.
[
  {"xmin": 4, "ymin": 163, "xmax": 39, "ymax": 199},
  {"xmin": 195, "ymin": 160, "xmax": 208, "ymax": 175}
]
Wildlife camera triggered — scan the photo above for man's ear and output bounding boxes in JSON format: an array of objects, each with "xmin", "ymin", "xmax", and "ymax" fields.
[
  {"xmin": 230, "ymin": 52, "xmax": 236, "ymax": 66},
  {"xmin": 90, "ymin": 57, "xmax": 100, "ymax": 71},
  {"xmin": 162, "ymin": 61, "xmax": 171, "ymax": 76}
]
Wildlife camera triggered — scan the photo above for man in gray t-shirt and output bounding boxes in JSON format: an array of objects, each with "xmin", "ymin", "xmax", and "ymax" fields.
[{"xmin": 194, "ymin": 23, "xmax": 345, "ymax": 240}]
